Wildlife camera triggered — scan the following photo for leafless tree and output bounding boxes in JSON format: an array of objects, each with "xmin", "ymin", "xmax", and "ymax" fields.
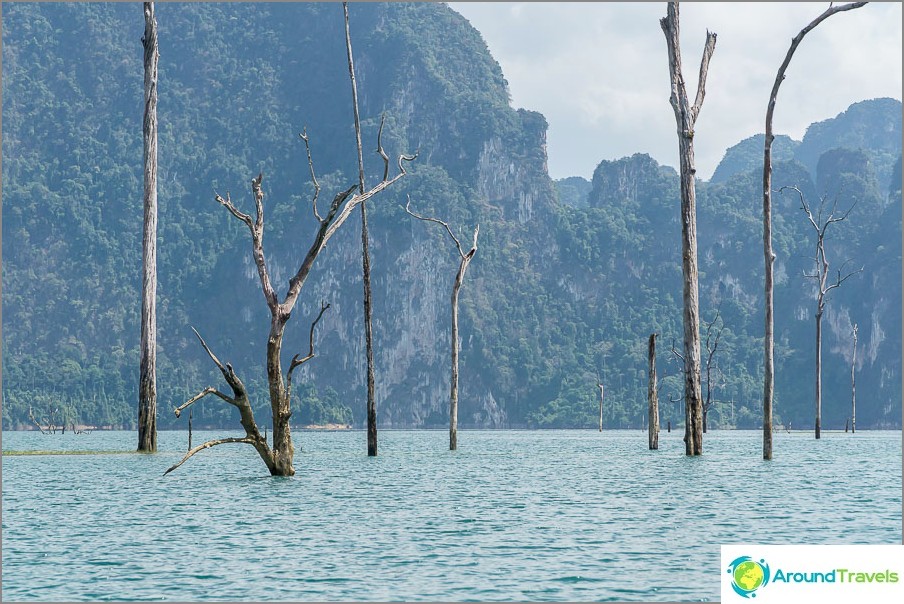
[
  {"xmin": 343, "ymin": 2, "xmax": 378, "ymax": 457},
  {"xmin": 783, "ymin": 185, "xmax": 861, "ymax": 439},
  {"xmin": 660, "ymin": 1, "xmax": 716, "ymax": 456},
  {"xmin": 406, "ymin": 197, "xmax": 478, "ymax": 450},
  {"xmin": 597, "ymin": 378, "xmax": 604, "ymax": 432},
  {"xmin": 138, "ymin": 1, "xmax": 159, "ymax": 453},
  {"xmin": 648, "ymin": 334, "xmax": 660, "ymax": 450},
  {"xmin": 702, "ymin": 309, "xmax": 725, "ymax": 433},
  {"xmin": 850, "ymin": 323, "xmax": 858, "ymax": 433},
  {"xmin": 164, "ymin": 23, "xmax": 415, "ymax": 475},
  {"xmin": 761, "ymin": 1, "xmax": 867, "ymax": 459}
]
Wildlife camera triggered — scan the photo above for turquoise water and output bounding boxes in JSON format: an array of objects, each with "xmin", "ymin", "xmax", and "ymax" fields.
[{"xmin": 2, "ymin": 429, "xmax": 901, "ymax": 601}]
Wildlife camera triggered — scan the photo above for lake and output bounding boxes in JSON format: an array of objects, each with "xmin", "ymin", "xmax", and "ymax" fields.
[{"xmin": 2, "ymin": 429, "xmax": 901, "ymax": 601}]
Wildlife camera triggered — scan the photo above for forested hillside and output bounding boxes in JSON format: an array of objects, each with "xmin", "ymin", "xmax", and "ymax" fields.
[{"xmin": 2, "ymin": 3, "xmax": 900, "ymax": 432}]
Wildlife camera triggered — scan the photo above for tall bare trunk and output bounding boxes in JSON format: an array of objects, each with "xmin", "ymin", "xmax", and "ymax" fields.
[
  {"xmin": 404, "ymin": 199, "xmax": 477, "ymax": 451},
  {"xmin": 660, "ymin": 1, "xmax": 714, "ymax": 456},
  {"xmin": 648, "ymin": 334, "xmax": 659, "ymax": 450},
  {"xmin": 598, "ymin": 383, "xmax": 604, "ymax": 432},
  {"xmin": 761, "ymin": 1, "xmax": 867, "ymax": 459},
  {"xmin": 344, "ymin": 2, "xmax": 378, "ymax": 456},
  {"xmin": 851, "ymin": 324, "xmax": 858, "ymax": 433},
  {"xmin": 815, "ymin": 308, "xmax": 823, "ymax": 439},
  {"xmin": 138, "ymin": 1, "xmax": 158, "ymax": 453},
  {"xmin": 450, "ymin": 273, "xmax": 461, "ymax": 450},
  {"xmin": 362, "ymin": 203, "xmax": 377, "ymax": 456}
]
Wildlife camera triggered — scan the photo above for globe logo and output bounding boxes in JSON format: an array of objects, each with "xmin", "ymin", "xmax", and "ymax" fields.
[{"xmin": 727, "ymin": 556, "xmax": 771, "ymax": 598}]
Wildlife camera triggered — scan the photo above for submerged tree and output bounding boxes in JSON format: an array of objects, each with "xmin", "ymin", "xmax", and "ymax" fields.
[
  {"xmin": 406, "ymin": 197, "xmax": 478, "ymax": 451},
  {"xmin": 648, "ymin": 334, "xmax": 660, "ymax": 450},
  {"xmin": 138, "ymin": 1, "xmax": 159, "ymax": 453},
  {"xmin": 850, "ymin": 323, "xmax": 858, "ymax": 433},
  {"xmin": 660, "ymin": 0, "xmax": 716, "ymax": 456},
  {"xmin": 761, "ymin": 1, "xmax": 867, "ymax": 459},
  {"xmin": 343, "ymin": 2, "xmax": 378, "ymax": 457},
  {"xmin": 702, "ymin": 309, "xmax": 725, "ymax": 433},
  {"xmin": 164, "ymin": 34, "xmax": 415, "ymax": 476},
  {"xmin": 784, "ymin": 185, "xmax": 860, "ymax": 440}
]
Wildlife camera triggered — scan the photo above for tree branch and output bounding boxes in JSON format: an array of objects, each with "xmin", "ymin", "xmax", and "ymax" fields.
[
  {"xmin": 173, "ymin": 386, "xmax": 235, "ymax": 418},
  {"xmin": 251, "ymin": 172, "xmax": 264, "ymax": 233},
  {"xmin": 214, "ymin": 191, "xmax": 253, "ymax": 229},
  {"xmin": 691, "ymin": 29, "xmax": 717, "ymax": 124},
  {"xmin": 299, "ymin": 127, "xmax": 322, "ymax": 222},
  {"xmin": 286, "ymin": 301, "xmax": 331, "ymax": 397},
  {"xmin": 377, "ymin": 114, "xmax": 390, "ymax": 182},
  {"xmin": 163, "ymin": 437, "xmax": 258, "ymax": 476},
  {"xmin": 214, "ymin": 176, "xmax": 278, "ymax": 312},
  {"xmin": 190, "ymin": 326, "xmax": 238, "ymax": 387},
  {"xmin": 406, "ymin": 195, "xmax": 466, "ymax": 258}
]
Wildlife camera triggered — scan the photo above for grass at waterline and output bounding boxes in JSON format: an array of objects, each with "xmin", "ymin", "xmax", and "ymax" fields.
[{"xmin": 2, "ymin": 450, "xmax": 141, "ymax": 456}]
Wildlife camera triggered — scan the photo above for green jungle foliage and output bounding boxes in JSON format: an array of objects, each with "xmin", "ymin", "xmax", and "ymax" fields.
[{"xmin": 2, "ymin": 3, "xmax": 901, "ymax": 432}]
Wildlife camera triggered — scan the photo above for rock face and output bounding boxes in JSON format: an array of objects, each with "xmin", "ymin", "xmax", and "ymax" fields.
[{"xmin": 2, "ymin": 2, "xmax": 900, "ymax": 431}]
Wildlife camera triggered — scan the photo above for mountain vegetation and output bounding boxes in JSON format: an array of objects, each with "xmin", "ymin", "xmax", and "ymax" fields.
[{"xmin": 2, "ymin": 2, "xmax": 900, "ymax": 433}]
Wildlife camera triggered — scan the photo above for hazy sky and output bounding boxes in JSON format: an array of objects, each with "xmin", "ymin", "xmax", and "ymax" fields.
[{"xmin": 449, "ymin": 2, "xmax": 903, "ymax": 181}]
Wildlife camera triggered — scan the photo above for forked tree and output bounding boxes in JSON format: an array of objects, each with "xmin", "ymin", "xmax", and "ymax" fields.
[
  {"xmin": 660, "ymin": 0, "xmax": 716, "ymax": 456},
  {"xmin": 761, "ymin": 1, "xmax": 867, "ymax": 459},
  {"xmin": 783, "ymin": 186, "xmax": 860, "ymax": 440},
  {"xmin": 164, "ymin": 21, "xmax": 415, "ymax": 476},
  {"xmin": 405, "ymin": 197, "xmax": 478, "ymax": 450},
  {"xmin": 138, "ymin": 1, "xmax": 159, "ymax": 453}
]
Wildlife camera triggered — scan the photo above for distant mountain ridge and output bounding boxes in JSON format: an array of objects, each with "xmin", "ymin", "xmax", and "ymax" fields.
[{"xmin": 3, "ymin": 3, "xmax": 900, "ymax": 432}]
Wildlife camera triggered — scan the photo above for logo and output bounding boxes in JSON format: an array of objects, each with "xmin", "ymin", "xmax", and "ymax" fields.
[{"xmin": 727, "ymin": 556, "xmax": 771, "ymax": 598}]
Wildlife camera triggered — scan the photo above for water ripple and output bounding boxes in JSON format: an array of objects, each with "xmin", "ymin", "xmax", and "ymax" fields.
[{"xmin": 2, "ymin": 429, "xmax": 900, "ymax": 601}]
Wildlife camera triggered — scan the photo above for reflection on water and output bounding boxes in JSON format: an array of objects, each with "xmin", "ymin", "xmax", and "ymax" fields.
[{"xmin": 2, "ymin": 430, "xmax": 901, "ymax": 601}]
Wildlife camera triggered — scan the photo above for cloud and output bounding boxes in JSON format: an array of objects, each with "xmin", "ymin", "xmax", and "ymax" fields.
[{"xmin": 450, "ymin": 2, "xmax": 903, "ymax": 180}]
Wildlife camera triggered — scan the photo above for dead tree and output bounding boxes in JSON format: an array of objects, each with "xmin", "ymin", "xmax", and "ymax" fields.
[
  {"xmin": 406, "ymin": 197, "xmax": 478, "ymax": 451},
  {"xmin": 783, "ymin": 186, "xmax": 861, "ymax": 439},
  {"xmin": 597, "ymin": 378, "xmax": 604, "ymax": 432},
  {"xmin": 138, "ymin": 1, "xmax": 159, "ymax": 453},
  {"xmin": 28, "ymin": 407, "xmax": 48, "ymax": 434},
  {"xmin": 660, "ymin": 1, "xmax": 716, "ymax": 456},
  {"xmin": 343, "ymin": 2, "xmax": 378, "ymax": 457},
  {"xmin": 164, "ymin": 7, "xmax": 414, "ymax": 476},
  {"xmin": 702, "ymin": 309, "xmax": 725, "ymax": 433},
  {"xmin": 648, "ymin": 334, "xmax": 660, "ymax": 450},
  {"xmin": 761, "ymin": 1, "xmax": 867, "ymax": 459},
  {"xmin": 850, "ymin": 323, "xmax": 858, "ymax": 433},
  {"xmin": 165, "ymin": 302, "xmax": 333, "ymax": 476}
]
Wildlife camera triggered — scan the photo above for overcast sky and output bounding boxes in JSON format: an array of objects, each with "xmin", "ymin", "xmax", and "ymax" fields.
[{"xmin": 448, "ymin": 2, "xmax": 903, "ymax": 181}]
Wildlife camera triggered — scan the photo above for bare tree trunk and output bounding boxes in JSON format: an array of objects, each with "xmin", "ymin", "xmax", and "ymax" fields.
[
  {"xmin": 815, "ymin": 308, "xmax": 823, "ymax": 439},
  {"xmin": 450, "ymin": 271, "xmax": 462, "ymax": 450},
  {"xmin": 362, "ymin": 205, "xmax": 377, "ymax": 456},
  {"xmin": 188, "ymin": 408, "xmax": 192, "ymax": 450},
  {"xmin": 405, "ymin": 199, "xmax": 478, "ymax": 451},
  {"xmin": 598, "ymin": 383, "xmax": 604, "ymax": 432},
  {"xmin": 851, "ymin": 323, "xmax": 857, "ymax": 433},
  {"xmin": 138, "ymin": 1, "xmax": 159, "ymax": 453},
  {"xmin": 648, "ymin": 334, "xmax": 659, "ymax": 450},
  {"xmin": 761, "ymin": 1, "xmax": 867, "ymax": 459},
  {"xmin": 344, "ymin": 2, "xmax": 378, "ymax": 456},
  {"xmin": 660, "ymin": 1, "xmax": 715, "ymax": 456}
]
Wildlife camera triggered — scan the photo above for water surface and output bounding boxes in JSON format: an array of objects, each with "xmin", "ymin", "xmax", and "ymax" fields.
[{"xmin": 2, "ymin": 429, "xmax": 901, "ymax": 601}]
